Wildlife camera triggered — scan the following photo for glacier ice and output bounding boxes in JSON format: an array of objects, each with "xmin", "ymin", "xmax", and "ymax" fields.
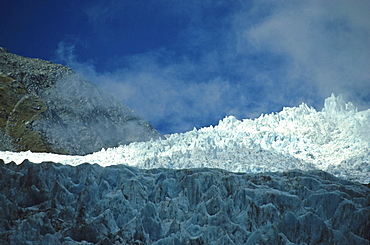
[
  {"xmin": 0, "ymin": 94, "xmax": 369, "ymax": 244},
  {"xmin": 0, "ymin": 94, "xmax": 368, "ymax": 183},
  {"xmin": 0, "ymin": 160, "xmax": 369, "ymax": 244}
]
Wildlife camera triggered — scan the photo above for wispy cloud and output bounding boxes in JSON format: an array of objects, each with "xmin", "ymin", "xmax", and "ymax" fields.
[
  {"xmin": 244, "ymin": 0, "xmax": 370, "ymax": 107},
  {"xmin": 56, "ymin": 44, "xmax": 239, "ymax": 133},
  {"xmin": 55, "ymin": 0, "xmax": 370, "ymax": 134}
]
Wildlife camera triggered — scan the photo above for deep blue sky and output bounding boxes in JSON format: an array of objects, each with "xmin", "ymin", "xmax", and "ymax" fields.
[{"xmin": 1, "ymin": 0, "xmax": 370, "ymax": 134}]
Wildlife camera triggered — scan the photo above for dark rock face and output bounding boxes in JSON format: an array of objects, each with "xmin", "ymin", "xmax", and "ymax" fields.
[
  {"xmin": 0, "ymin": 47, "xmax": 163, "ymax": 154},
  {"xmin": 0, "ymin": 160, "xmax": 369, "ymax": 244}
]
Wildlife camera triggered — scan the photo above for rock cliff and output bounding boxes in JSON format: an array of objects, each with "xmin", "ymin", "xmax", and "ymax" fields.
[{"xmin": 0, "ymin": 47, "xmax": 163, "ymax": 155}]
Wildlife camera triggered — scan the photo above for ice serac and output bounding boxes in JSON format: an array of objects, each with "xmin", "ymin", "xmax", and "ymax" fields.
[
  {"xmin": 323, "ymin": 93, "xmax": 357, "ymax": 116},
  {"xmin": 66, "ymin": 93, "xmax": 367, "ymax": 183},
  {"xmin": 0, "ymin": 47, "xmax": 163, "ymax": 155},
  {"xmin": 0, "ymin": 160, "xmax": 369, "ymax": 244},
  {"xmin": 0, "ymin": 93, "xmax": 368, "ymax": 183}
]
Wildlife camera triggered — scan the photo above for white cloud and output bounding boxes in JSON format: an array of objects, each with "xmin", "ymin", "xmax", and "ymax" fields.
[
  {"xmin": 243, "ymin": 0, "xmax": 370, "ymax": 108},
  {"xmin": 56, "ymin": 43, "xmax": 239, "ymax": 133},
  {"xmin": 55, "ymin": 0, "xmax": 370, "ymax": 133}
]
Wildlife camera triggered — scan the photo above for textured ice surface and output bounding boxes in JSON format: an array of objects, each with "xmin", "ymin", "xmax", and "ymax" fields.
[
  {"xmin": 1, "ymin": 95, "xmax": 369, "ymax": 244},
  {"xmin": 1, "ymin": 94, "xmax": 369, "ymax": 183},
  {"xmin": 1, "ymin": 160, "xmax": 369, "ymax": 244}
]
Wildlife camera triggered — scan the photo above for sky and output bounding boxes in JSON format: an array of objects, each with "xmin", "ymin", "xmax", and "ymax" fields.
[{"xmin": 1, "ymin": 0, "xmax": 370, "ymax": 134}]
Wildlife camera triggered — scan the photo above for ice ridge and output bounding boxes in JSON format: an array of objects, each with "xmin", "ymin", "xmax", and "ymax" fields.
[{"xmin": 0, "ymin": 94, "xmax": 369, "ymax": 183}]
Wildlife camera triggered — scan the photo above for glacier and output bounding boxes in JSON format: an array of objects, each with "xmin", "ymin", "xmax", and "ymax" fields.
[
  {"xmin": 1, "ymin": 94, "xmax": 369, "ymax": 183},
  {"xmin": 1, "ymin": 160, "xmax": 369, "ymax": 244},
  {"xmin": 0, "ymin": 94, "xmax": 369, "ymax": 244}
]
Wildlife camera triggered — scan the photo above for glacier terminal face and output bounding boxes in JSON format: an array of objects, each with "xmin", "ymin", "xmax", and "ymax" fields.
[{"xmin": 0, "ymin": 160, "xmax": 369, "ymax": 244}]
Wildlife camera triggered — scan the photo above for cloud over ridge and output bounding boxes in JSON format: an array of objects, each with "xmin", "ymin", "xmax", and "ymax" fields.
[{"xmin": 55, "ymin": 0, "xmax": 370, "ymax": 134}]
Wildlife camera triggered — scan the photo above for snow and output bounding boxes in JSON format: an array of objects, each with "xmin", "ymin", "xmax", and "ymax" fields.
[{"xmin": 1, "ymin": 94, "xmax": 369, "ymax": 183}]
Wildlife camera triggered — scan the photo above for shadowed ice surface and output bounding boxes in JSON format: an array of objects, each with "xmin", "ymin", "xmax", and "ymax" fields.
[{"xmin": 0, "ymin": 160, "xmax": 369, "ymax": 244}]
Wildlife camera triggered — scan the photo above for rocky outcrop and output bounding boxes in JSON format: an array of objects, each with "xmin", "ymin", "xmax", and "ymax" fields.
[
  {"xmin": 0, "ymin": 47, "xmax": 163, "ymax": 155},
  {"xmin": 0, "ymin": 160, "xmax": 369, "ymax": 244}
]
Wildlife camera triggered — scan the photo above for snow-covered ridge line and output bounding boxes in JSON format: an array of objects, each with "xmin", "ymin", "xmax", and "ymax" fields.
[{"xmin": 0, "ymin": 94, "xmax": 369, "ymax": 183}]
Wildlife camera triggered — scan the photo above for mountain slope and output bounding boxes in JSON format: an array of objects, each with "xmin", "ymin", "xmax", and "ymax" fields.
[{"xmin": 0, "ymin": 47, "xmax": 163, "ymax": 155}]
